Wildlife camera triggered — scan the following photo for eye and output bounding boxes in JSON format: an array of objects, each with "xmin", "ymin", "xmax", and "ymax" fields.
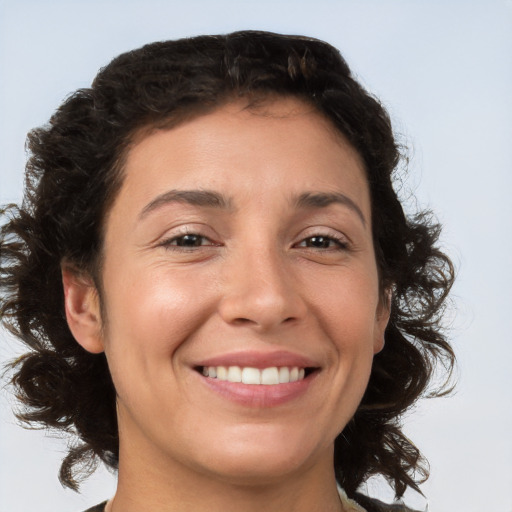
[
  {"xmin": 296, "ymin": 235, "xmax": 348, "ymax": 250},
  {"xmin": 160, "ymin": 233, "xmax": 216, "ymax": 249}
]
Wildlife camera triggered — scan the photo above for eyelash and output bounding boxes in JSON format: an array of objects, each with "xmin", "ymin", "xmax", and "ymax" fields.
[
  {"xmin": 159, "ymin": 232, "xmax": 349, "ymax": 252},
  {"xmin": 159, "ymin": 233, "xmax": 217, "ymax": 250},
  {"xmin": 295, "ymin": 234, "xmax": 349, "ymax": 251}
]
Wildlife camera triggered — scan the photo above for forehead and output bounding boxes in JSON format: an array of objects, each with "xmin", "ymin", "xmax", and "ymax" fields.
[{"xmin": 112, "ymin": 98, "xmax": 370, "ymax": 220}]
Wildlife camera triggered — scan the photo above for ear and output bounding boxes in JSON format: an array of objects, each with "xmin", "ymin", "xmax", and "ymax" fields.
[
  {"xmin": 62, "ymin": 266, "xmax": 104, "ymax": 354},
  {"xmin": 373, "ymin": 287, "xmax": 392, "ymax": 355}
]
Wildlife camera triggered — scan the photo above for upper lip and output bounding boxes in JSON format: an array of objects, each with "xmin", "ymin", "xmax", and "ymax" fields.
[{"xmin": 194, "ymin": 350, "xmax": 320, "ymax": 370}]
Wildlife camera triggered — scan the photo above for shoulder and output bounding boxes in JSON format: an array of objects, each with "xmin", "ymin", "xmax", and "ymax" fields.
[
  {"xmin": 354, "ymin": 492, "xmax": 421, "ymax": 512},
  {"xmin": 82, "ymin": 502, "xmax": 107, "ymax": 512}
]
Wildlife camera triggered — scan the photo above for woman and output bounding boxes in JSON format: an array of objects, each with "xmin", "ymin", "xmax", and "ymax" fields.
[{"xmin": 0, "ymin": 31, "xmax": 454, "ymax": 512}]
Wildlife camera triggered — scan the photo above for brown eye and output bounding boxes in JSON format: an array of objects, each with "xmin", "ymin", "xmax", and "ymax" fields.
[
  {"xmin": 173, "ymin": 234, "xmax": 206, "ymax": 247},
  {"xmin": 299, "ymin": 236, "xmax": 347, "ymax": 250},
  {"xmin": 161, "ymin": 233, "xmax": 214, "ymax": 249},
  {"xmin": 305, "ymin": 236, "xmax": 332, "ymax": 248}
]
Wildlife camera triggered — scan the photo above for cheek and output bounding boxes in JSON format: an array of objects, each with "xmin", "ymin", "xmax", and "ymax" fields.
[
  {"xmin": 308, "ymin": 266, "xmax": 381, "ymax": 407},
  {"xmin": 99, "ymin": 269, "xmax": 215, "ymax": 417},
  {"xmin": 310, "ymin": 268, "xmax": 380, "ymax": 339},
  {"xmin": 101, "ymin": 264, "xmax": 217, "ymax": 368}
]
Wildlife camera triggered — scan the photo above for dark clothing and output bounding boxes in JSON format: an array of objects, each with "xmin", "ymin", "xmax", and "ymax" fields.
[
  {"xmin": 83, "ymin": 503, "xmax": 107, "ymax": 512},
  {"xmin": 354, "ymin": 492, "xmax": 421, "ymax": 512}
]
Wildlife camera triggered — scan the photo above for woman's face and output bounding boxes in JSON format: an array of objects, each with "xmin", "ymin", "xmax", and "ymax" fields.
[{"xmin": 72, "ymin": 98, "xmax": 389, "ymax": 485}]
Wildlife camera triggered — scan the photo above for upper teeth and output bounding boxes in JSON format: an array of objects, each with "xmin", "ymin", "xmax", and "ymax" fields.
[{"xmin": 201, "ymin": 366, "xmax": 306, "ymax": 385}]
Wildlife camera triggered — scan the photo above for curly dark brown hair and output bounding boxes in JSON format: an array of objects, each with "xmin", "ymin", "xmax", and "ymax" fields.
[{"xmin": 0, "ymin": 30, "xmax": 454, "ymax": 499}]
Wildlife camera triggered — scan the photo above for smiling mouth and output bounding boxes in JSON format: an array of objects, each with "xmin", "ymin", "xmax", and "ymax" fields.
[{"xmin": 196, "ymin": 366, "xmax": 317, "ymax": 385}]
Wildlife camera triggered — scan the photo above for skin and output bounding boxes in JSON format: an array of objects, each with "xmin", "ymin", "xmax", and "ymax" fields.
[{"xmin": 63, "ymin": 98, "xmax": 390, "ymax": 512}]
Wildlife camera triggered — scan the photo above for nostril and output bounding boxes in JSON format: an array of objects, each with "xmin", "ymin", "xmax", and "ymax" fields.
[
  {"xmin": 232, "ymin": 316, "xmax": 296, "ymax": 327},
  {"xmin": 233, "ymin": 317, "xmax": 254, "ymax": 325}
]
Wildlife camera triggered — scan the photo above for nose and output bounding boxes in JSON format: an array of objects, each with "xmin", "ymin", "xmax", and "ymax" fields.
[{"xmin": 217, "ymin": 245, "xmax": 307, "ymax": 332}]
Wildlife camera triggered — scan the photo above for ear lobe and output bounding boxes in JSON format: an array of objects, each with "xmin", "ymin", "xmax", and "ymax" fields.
[
  {"xmin": 374, "ymin": 288, "xmax": 392, "ymax": 355},
  {"xmin": 62, "ymin": 267, "xmax": 104, "ymax": 354}
]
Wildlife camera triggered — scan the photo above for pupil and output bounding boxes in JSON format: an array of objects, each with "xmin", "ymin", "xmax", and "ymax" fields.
[
  {"xmin": 178, "ymin": 235, "xmax": 201, "ymax": 247},
  {"xmin": 309, "ymin": 236, "xmax": 329, "ymax": 248}
]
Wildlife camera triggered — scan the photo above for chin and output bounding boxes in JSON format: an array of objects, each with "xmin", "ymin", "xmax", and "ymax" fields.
[
  {"xmin": 189, "ymin": 425, "xmax": 331, "ymax": 486},
  {"xmin": 201, "ymin": 455, "xmax": 311, "ymax": 487}
]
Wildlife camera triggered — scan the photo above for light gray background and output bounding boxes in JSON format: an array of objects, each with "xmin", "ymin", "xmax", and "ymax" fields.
[{"xmin": 1, "ymin": 1, "xmax": 511, "ymax": 511}]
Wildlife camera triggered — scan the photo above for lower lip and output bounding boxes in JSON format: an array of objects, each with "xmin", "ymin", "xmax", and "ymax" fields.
[{"xmin": 197, "ymin": 372, "xmax": 316, "ymax": 408}]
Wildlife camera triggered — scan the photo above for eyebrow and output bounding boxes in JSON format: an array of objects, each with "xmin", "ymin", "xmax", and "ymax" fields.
[
  {"xmin": 139, "ymin": 188, "xmax": 366, "ymax": 226},
  {"xmin": 139, "ymin": 189, "xmax": 232, "ymax": 219},
  {"xmin": 294, "ymin": 192, "xmax": 367, "ymax": 226}
]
